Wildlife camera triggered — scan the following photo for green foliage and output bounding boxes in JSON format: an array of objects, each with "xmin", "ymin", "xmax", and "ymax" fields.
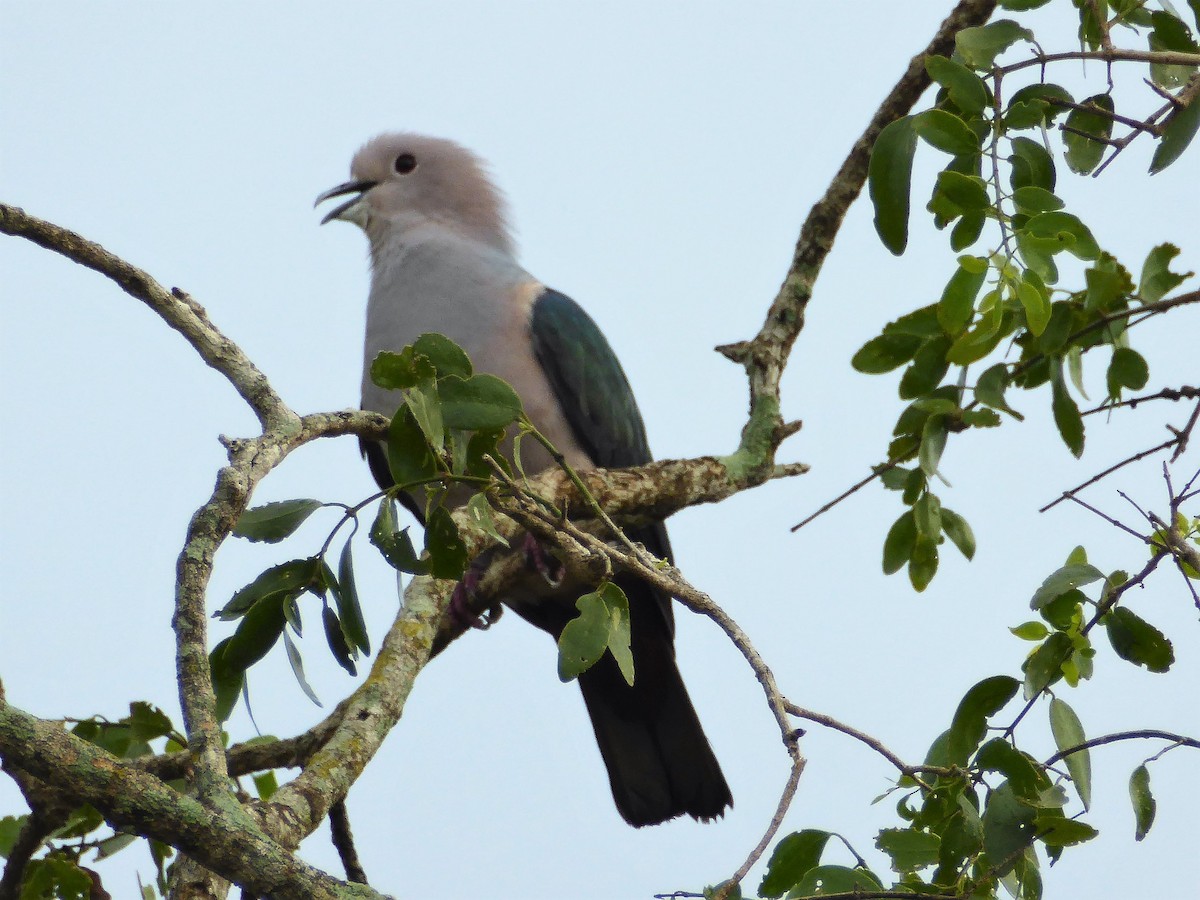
[
  {"xmin": 557, "ymin": 582, "xmax": 634, "ymax": 685},
  {"xmin": 1103, "ymin": 607, "xmax": 1175, "ymax": 672},
  {"xmin": 857, "ymin": 5, "xmax": 1197, "ymax": 593},
  {"xmin": 220, "ymin": 333, "xmax": 531, "ymax": 718},
  {"xmin": 233, "ymin": 499, "xmax": 324, "ymax": 543},
  {"xmin": 1128, "ymin": 765, "xmax": 1156, "ymax": 841},
  {"xmin": 758, "ymin": 830, "xmax": 831, "ymax": 897}
]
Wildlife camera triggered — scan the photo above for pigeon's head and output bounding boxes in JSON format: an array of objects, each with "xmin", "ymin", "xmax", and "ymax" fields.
[{"xmin": 317, "ymin": 132, "xmax": 511, "ymax": 253}]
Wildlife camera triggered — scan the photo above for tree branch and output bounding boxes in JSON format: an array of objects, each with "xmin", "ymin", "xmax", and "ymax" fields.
[
  {"xmin": 0, "ymin": 205, "xmax": 290, "ymax": 430},
  {"xmin": 716, "ymin": 0, "xmax": 999, "ymax": 481},
  {"xmin": 0, "ymin": 700, "xmax": 382, "ymax": 899},
  {"xmin": 1043, "ymin": 729, "xmax": 1200, "ymax": 767}
]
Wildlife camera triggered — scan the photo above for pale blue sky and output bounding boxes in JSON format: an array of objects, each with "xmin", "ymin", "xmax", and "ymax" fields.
[{"xmin": 2, "ymin": 3, "xmax": 1198, "ymax": 898}]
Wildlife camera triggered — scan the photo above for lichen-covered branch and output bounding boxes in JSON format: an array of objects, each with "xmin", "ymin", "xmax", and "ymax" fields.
[{"xmin": 0, "ymin": 701, "xmax": 383, "ymax": 900}]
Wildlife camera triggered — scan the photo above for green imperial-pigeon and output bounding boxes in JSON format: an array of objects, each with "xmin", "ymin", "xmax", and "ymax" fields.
[{"xmin": 317, "ymin": 133, "xmax": 731, "ymax": 827}]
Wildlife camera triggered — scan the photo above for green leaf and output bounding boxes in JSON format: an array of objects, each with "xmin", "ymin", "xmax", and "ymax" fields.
[
  {"xmin": 1150, "ymin": 90, "xmax": 1200, "ymax": 173},
  {"xmin": 369, "ymin": 500, "xmax": 429, "ymax": 575},
  {"xmin": 878, "ymin": 465, "xmax": 913, "ymax": 491},
  {"xmin": 876, "ymin": 827, "xmax": 941, "ymax": 873},
  {"xmin": 1049, "ymin": 698, "xmax": 1092, "ymax": 810},
  {"xmin": 387, "ymin": 406, "xmax": 441, "ymax": 488},
  {"xmin": 233, "ymin": 499, "xmax": 324, "ymax": 543},
  {"xmin": 899, "ymin": 335, "xmax": 952, "ymax": 398},
  {"xmin": 216, "ymin": 558, "xmax": 321, "ymax": 621},
  {"xmin": 1024, "ymin": 211, "xmax": 1101, "ymax": 260},
  {"xmin": 1016, "ymin": 278, "xmax": 1051, "ymax": 336},
  {"xmin": 981, "ymin": 782, "xmax": 1037, "ymax": 873},
  {"xmin": 601, "ymin": 583, "xmax": 635, "ymax": 686},
  {"xmin": 1129, "ymin": 765, "xmax": 1156, "ymax": 841},
  {"xmin": 221, "ymin": 594, "xmax": 289, "ymax": 673},
  {"xmin": 927, "ymin": 55, "xmax": 989, "ymax": 114},
  {"xmin": 1139, "ymin": 243, "xmax": 1192, "ymax": 303},
  {"xmin": 0, "ymin": 815, "xmax": 25, "ymax": 858},
  {"xmin": 956, "ymin": 19, "xmax": 1034, "ymax": 69},
  {"xmin": 1016, "ymin": 230, "xmax": 1060, "ymax": 284},
  {"xmin": 1024, "ymin": 632, "xmax": 1071, "ymax": 698},
  {"xmin": 934, "ymin": 170, "xmax": 990, "ymax": 209},
  {"xmin": 913, "ymin": 491, "xmax": 942, "ymax": 538},
  {"xmin": 1007, "ymin": 82, "xmax": 1072, "ymax": 124},
  {"xmin": 94, "ymin": 832, "xmax": 138, "ymax": 859},
  {"xmin": 1000, "ymin": 0, "xmax": 1052, "ymax": 10},
  {"xmin": 464, "ymin": 428, "xmax": 507, "ymax": 478},
  {"xmin": 1034, "ymin": 814, "xmax": 1099, "ymax": 847},
  {"xmin": 919, "ymin": 415, "xmax": 949, "ymax": 478},
  {"xmin": 557, "ymin": 582, "xmax": 634, "ymax": 684},
  {"xmin": 1011, "ymin": 620, "xmax": 1049, "ymax": 641},
  {"xmin": 976, "ymin": 363, "xmax": 1024, "ymax": 419},
  {"xmin": 961, "ymin": 407, "xmax": 1001, "ymax": 427},
  {"xmin": 369, "ymin": 347, "xmax": 436, "ymax": 390},
  {"xmin": 914, "ymin": 109, "xmax": 982, "ymax": 156},
  {"xmin": 1012, "ymin": 186, "xmax": 1064, "ymax": 214},
  {"xmin": 940, "ymin": 507, "xmax": 976, "ymax": 559},
  {"xmin": 947, "ymin": 675, "xmax": 1020, "ymax": 765},
  {"xmin": 465, "ymin": 492, "xmax": 510, "ymax": 547},
  {"xmin": 20, "ymin": 854, "xmax": 94, "ymax": 900},
  {"xmin": 438, "ymin": 374, "xmax": 524, "ymax": 430},
  {"xmin": 1030, "ymin": 563, "xmax": 1105, "ymax": 609},
  {"xmin": 883, "ymin": 303, "xmax": 943, "ymax": 338},
  {"xmin": 758, "ymin": 830, "xmax": 832, "ymax": 898},
  {"xmin": 1084, "ymin": 256, "xmax": 1132, "ymax": 311},
  {"xmin": 412, "ymin": 332, "xmax": 472, "ymax": 378},
  {"xmin": 1051, "ymin": 363, "xmax": 1085, "ymax": 458},
  {"xmin": 883, "ymin": 510, "xmax": 917, "ymax": 575},
  {"xmin": 901, "ymin": 467, "xmax": 927, "ymax": 504},
  {"xmin": 322, "ymin": 607, "xmax": 357, "ymax": 675},
  {"xmin": 1009, "ymin": 136, "xmax": 1057, "ymax": 192},
  {"xmin": 909, "ymin": 537, "xmax": 939, "ymax": 592},
  {"xmin": 1106, "ymin": 347, "xmax": 1150, "ymax": 398},
  {"xmin": 126, "ymin": 701, "xmax": 174, "ymax": 742},
  {"xmin": 253, "ymin": 770, "xmax": 279, "ymax": 802},
  {"xmin": 1063, "ymin": 94, "xmax": 1115, "ymax": 174},
  {"xmin": 950, "ymin": 210, "xmax": 987, "ymax": 250},
  {"xmin": 333, "ymin": 541, "xmax": 370, "ymax": 654},
  {"xmin": 1005, "ymin": 99, "xmax": 1052, "ymax": 130},
  {"xmin": 790, "ymin": 866, "xmax": 884, "ymax": 896},
  {"xmin": 425, "ymin": 506, "xmax": 468, "ymax": 580},
  {"xmin": 404, "ymin": 378, "xmax": 445, "ymax": 454},
  {"xmin": 282, "ymin": 630, "xmax": 322, "ymax": 707},
  {"xmin": 1149, "ymin": 11, "xmax": 1200, "ymax": 88},
  {"xmin": 1105, "ymin": 607, "xmax": 1175, "ymax": 672},
  {"xmin": 851, "ymin": 333, "xmax": 923, "ymax": 373},
  {"xmin": 947, "ymin": 301, "xmax": 1006, "ymax": 364},
  {"xmin": 938, "ymin": 259, "xmax": 988, "ymax": 334},
  {"xmin": 209, "ymin": 638, "xmax": 245, "ymax": 722},
  {"xmin": 1037, "ymin": 301, "xmax": 1073, "ymax": 354},
  {"xmin": 869, "ymin": 116, "xmax": 918, "ymax": 254}
]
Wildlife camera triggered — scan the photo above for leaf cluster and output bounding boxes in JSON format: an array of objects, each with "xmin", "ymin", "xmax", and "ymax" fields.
[{"xmin": 859, "ymin": 6, "xmax": 1197, "ymax": 589}]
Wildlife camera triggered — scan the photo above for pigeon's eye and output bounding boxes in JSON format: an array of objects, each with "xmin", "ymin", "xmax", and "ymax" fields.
[{"xmin": 394, "ymin": 153, "xmax": 417, "ymax": 174}]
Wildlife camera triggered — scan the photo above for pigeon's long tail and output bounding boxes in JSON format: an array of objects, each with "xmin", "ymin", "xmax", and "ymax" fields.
[{"xmin": 577, "ymin": 578, "xmax": 731, "ymax": 827}]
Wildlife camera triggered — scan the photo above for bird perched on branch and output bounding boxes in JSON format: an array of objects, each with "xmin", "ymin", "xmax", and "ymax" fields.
[{"xmin": 317, "ymin": 133, "xmax": 731, "ymax": 826}]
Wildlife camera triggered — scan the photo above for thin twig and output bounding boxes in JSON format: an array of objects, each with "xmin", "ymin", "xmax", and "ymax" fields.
[
  {"xmin": 1044, "ymin": 729, "xmax": 1200, "ymax": 766},
  {"xmin": 714, "ymin": 757, "xmax": 806, "ymax": 899},
  {"xmin": 997, "ymin": 47, "xmax": 1200, "ymax": 76},
  {"xmin": 329, "ymin": 801, "xmax": 368, "ymax": 885},
  {"xmin": 785, "ymin": 703, "xmax": 946, "ymax": 787},
  {"xmin": 1082, "ymin": 385, "xmax": 1200, "ymax": 416},
  {"xmin": 1040, "ymin": 438, "xmax": 1177, "ymax": 513}
]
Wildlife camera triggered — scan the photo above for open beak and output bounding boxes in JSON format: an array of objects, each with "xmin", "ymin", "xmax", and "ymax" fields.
[{"xmin": 314, "ymin": 179, "xmax": 378, "ymax": 226}]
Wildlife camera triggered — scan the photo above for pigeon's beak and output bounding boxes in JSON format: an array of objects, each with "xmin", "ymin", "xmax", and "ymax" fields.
[{"xmin": 315, "ymin": 179, "xmax": 378, "ymax": 226}]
